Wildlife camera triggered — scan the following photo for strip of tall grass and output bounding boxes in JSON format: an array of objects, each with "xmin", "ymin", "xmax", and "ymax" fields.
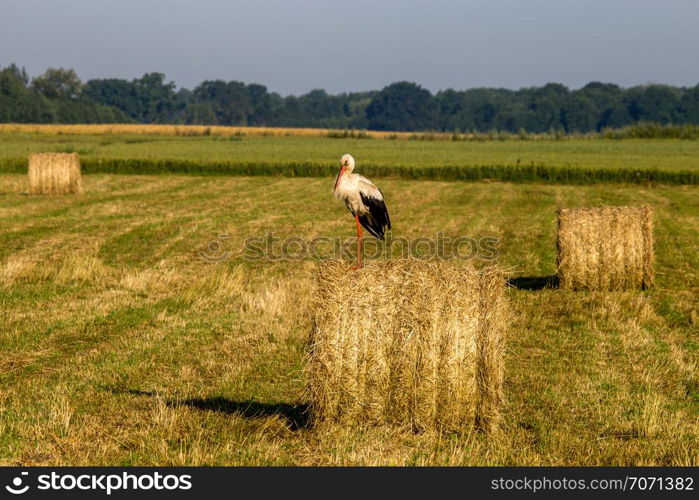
[
  {"xmin": 1, "ymin": 157, "xmax": 696, "ymax": 184},
  {"xmin": 2, "ymin": 122, "xmax": 698, "ymax": 141},
  {"xmin": 601, "ymin": 122, "xmax": 699, "ymax": 140}
]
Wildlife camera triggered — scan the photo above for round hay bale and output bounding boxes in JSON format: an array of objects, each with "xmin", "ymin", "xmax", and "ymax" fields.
[
  {"xmin": 307, "ymin": 259, "xmax": 507, "ymax": 433},
  {"xmin": 556, "ymin": 205, "xmax": 654, "ymax": 290},
  {"xmin": 28, "ymin": 153, "xmax": 82, "ymax": 195}
]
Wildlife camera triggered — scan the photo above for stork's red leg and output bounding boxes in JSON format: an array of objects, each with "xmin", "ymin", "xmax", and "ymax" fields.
[{"xmin": 355, "ymin": 214, "xmax": 363, "ymax": 269}]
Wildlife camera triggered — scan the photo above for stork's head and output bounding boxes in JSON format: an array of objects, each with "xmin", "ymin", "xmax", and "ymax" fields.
[{"xmin": 340, "ymin": 153, "xmax": 355, "ymax": 173}]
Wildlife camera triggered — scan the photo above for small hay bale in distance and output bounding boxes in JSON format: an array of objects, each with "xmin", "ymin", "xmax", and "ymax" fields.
[
  {"xmin": 28, "ymin": 153, "xmax": 82, "ymax": 195},
  {"xmin": 307, "ymin": 259, "xmax": 507, "ymax": 433},
  {"xmin": 557, "ymin": 205, "xmax": 654, "ymax": 291}
]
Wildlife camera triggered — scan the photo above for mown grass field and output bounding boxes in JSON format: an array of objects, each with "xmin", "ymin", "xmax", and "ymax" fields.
[
  {"xmin": 1, "ymin": 131, "xmax": 699, "ymax": 183},
  {"xmin": 1, "ymin": 160, "xmax": 697, "ymax": 464}
]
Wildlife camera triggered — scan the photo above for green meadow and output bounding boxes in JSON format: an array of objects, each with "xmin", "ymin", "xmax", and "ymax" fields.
[
  {"xmin": 0, "ymin": 131, "xmax": 697, "ymax": 465},
  {"xmin": 1, "ymin": 132, "xmax": 698, "ymax": 183}
]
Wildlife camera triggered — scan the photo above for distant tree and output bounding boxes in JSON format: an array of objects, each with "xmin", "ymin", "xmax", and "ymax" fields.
[
  {"xmin": 304, "ymin": 89, "xmax": 343, "ymax": 123},
  {"xmin": 459, "ymin": 88, "xmax": 525, "ymax": 131},
  {"xmin": 189, "ymin": 80, "xmax": 251, "ymax": 125},
  {"xmin": 3, "ymin": 63, "xmax": 29, "ymax": 85},
  {"xmin": 290, "ymin": 89, "xmax": 352, "ymax": 127},
  {"xmin": 48, "ymin": 98, "xmax": 131, "ymax": 123},
  {"xmin": 435, "ymin": 89, "xmax": 466, "ymax": 131},
  {"xmin": 0, "ymin": 64, "xmax": 127, "ymax": 123},
  {"xmin": 345, "ymin": 92, "xmax": 375, "ymax": 129},
  {"xmin": 83, "ymin": 78, "xmax": 143, "ymax": 119},
  {"xmin": 601, "ymin": 103, "xmax": 632, "ymax": 129},
  {"xmin": 0, "ymin": 65, "xmax": 53, "ymax": 122},
  {"xmin": 519, "ymin": 83, "xmax": 569, "ymax": 132},
  {"xmin": 625, "ymin": 85, "xmax": 680, "ymax": 124},
  {"xmin": 679, "ymin": 84, "xmax": 699, "ymax": 123},
  {"xmin": 83, "ymin": 73, "xmax": 176, "ymax": 123},
  {"xmin": 183, "ymin": 102, "xmax": 217, "ymax": 124},
  {"xmin": 135, "ymin": 73, "xmax": 177, "ymax": 123},
  {"xmin": 32, "ymin": 68, "xmax": 83, "ymax": 99},
  {"xmin": 561, "ymin": 94, "xmax": 598, "ymax": 132},
  {"xmin": 366, "ymin": 82, "xmax": 437, "ymax": 131},
  {"xmin": 174, "ymin": 87, "xmax": 192, "ymax": 122},
  {"xmin": 575, "ymin": 82, "xmax": 624, "ymax": 130},
  {"xmin": 4, "ymin": 62, "xmax": 699, "ymax": 131},
  {"xmin": 247, "ymin": 83, "xmax": 272, "ymax": 125}
]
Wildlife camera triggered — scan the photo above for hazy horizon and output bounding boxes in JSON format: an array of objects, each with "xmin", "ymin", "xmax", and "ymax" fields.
[{"xmin": 1, "ymin": 0, "xmax": 698, "ymax": 96}]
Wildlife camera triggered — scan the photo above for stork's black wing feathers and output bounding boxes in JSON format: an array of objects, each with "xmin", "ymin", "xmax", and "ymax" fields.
[{"xmin": 359, "ymin": 191, "xmax": 391, "ymax": 241}]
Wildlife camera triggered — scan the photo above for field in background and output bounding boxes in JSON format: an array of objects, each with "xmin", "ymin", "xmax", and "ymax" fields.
[
  {"xmin": 0, "ymin": 124, "xmax": 379, "ymax": 140},
  {"xmin": 1, "ymin": 130, "xmax": 698, "ymax": 184},
  {"xmin": 0, "ymin": 172, "xmax": 697, "ymax": 465},
  {"xmin": 3, "ymin": 122, "xmax": 699, "ymax": 140}
]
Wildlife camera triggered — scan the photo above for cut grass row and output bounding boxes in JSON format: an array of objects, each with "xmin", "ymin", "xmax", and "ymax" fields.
[
  {"xmin": 1, "ymin": 157, "xmax": 696, "ymax": 185},
  {"xmin": 1, "ymin": 175, "xmax": 696, "ymax": 465},
  {"xmin": 2, "ymin": 131, "xmax": 698, "ymax": 184}
]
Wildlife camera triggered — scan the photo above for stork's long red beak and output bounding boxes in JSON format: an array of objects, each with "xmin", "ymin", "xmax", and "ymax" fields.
[{"xmin": 334, "ymin": 165, "xmax": 345, "ymax": 191}]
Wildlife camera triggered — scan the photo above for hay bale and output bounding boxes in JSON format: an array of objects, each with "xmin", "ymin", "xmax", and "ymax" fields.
[
  {"xmin": 307, "ymin": 259, "xmax": 507, "ymax": 432},
  {"xmin": 28, "ymin": 153, "xmax": 82, "ymax": 195},
  {"xmin": 557, "ymin": 205, "xmax": 654, "ymax": 290}
]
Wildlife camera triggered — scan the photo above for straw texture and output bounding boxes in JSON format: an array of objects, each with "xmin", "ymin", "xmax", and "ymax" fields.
[
  {"xmin": 28, "ymin": 153, "xmax": 82, "ymax": 195},
  {"xmin": 308, "ymin": 259, "xmax": 507, "ymax": 432},
  {"xmin": 557, "ymin": 205, "xmax": 654, "ymax": 290}
]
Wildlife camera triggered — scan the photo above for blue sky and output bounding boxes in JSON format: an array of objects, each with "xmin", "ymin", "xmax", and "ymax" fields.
[{"xmin": 1, "ymin": 0, "xmax": 697, "ymax": 94}]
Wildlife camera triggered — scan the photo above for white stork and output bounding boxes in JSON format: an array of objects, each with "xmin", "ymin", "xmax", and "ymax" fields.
[{"xmin": 333, "ymin": 153, "xmax": 391, "ymax": 268}]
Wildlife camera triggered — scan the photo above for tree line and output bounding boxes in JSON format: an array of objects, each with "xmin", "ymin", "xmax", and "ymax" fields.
[{"xmin": 2, "ymin": 64, "xmax": 698, "ymax": 133}]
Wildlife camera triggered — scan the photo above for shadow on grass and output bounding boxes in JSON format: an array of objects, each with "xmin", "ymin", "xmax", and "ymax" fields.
[
  {"xmin": 102, "ymin": 386, "xmax": 310, "ymax": 431},
  {"xmin": 507, "ymin": 275, "xmax": 560, "ymax": 290},
  {"xmin": 176, "ymin": 397, "xmax": 310, "ymax": 430}
]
